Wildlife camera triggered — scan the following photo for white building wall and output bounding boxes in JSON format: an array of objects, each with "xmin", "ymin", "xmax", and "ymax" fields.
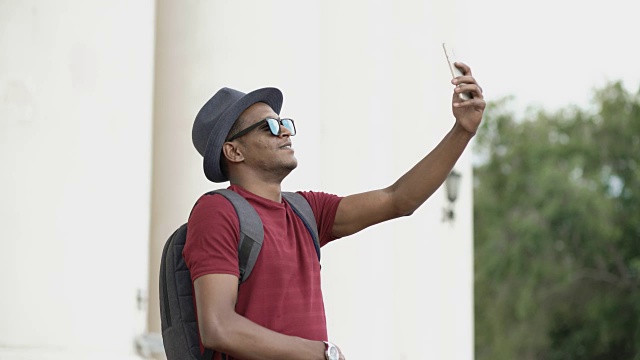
[
  {"xmin": 315, "ymin": 1, "xmax": 474, "ymax": 358},
  {"xmin": 1, "ymin": 0, "xmax": 473, "ymax": 359},
  {"xmin": 0, "ymin": 1, "xmax": 155, "ymax": 359}
]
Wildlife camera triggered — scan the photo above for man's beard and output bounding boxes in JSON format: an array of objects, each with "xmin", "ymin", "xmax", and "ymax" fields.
[{"xmin": 262, "ymin": 158, "xmax": 298, "ymax": 182}]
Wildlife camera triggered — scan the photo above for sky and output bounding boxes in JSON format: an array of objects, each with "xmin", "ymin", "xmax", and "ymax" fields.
[{"xmin": 456, "ymin": 0, "xmax": 640, "ymax": 114}]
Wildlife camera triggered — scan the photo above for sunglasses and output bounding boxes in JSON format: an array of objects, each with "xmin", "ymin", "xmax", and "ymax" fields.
[{"xmin": 227, "ymin": 118, "xmax": 296, "ymax": 142}]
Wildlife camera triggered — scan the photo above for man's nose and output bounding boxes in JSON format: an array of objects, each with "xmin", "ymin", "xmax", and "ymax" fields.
[{"xmin": 279, "ymin": 124, "xmax": 291, "ymax": 137}]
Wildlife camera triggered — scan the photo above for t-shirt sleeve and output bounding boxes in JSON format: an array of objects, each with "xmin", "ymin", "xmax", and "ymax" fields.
[
  {"xmin": 298, "ymin": 191, "xmax": 343, "ymax": 247},
  {"xmin": 183, "ymin": 194, "xmax": 241, "ymax": 282}
]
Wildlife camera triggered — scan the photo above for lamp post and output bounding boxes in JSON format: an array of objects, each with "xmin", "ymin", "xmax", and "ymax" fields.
[{"xmin": 443, "ymin": 170, "xmax": 462, "ymax": 223}]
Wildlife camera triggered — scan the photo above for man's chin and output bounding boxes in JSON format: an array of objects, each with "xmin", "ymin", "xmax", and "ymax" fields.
[
  {"xmin": 288, "ymin": 158, "xmax": 298, "ymax": 170},
  {"xmin": 269, "ymin": 158, "xmax": 298, "ymax": 181},
  {"xmin": 282, "ymin": 155, "xmax": 298, "ymax": 170},
  {"xmin": 282, "ymin": 160, "xmax": 298, "ymax": 175}
]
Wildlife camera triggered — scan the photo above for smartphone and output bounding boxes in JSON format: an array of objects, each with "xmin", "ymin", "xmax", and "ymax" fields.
[{"xmin": 442, "ymin": 43, "xmax": 472, "ymax": 100}]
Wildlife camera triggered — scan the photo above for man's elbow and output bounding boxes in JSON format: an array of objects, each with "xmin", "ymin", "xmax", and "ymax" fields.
[
  {"xmin": 392, "ymin": 198, "xmax": 417, "ymax": 218},
  {"xmin": 386, "ymin": 187, "xmax": 420, "ymax": 218},
  {"xmin": 200, "ymin": 332, "xmax": 222, "ymax": 353},
  {"xmin": 199, "ymin": 315, "xmax": 234, "ymax": 352},
  {"xmin": 400, "ymin": 208, "xmax": 414, "ymax": 217}
]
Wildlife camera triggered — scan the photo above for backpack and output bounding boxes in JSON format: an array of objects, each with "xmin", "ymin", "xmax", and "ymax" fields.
[{"xmin": 159, "ymin": 189, "xmax": 320, "ymax": 360}]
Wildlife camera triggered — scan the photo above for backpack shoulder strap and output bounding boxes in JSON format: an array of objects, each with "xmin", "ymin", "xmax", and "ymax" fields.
[
  {"xmin": 282, "ymin": 191, "xmax": 321, "ymax": 261},
  {"xmin": 205, "ymin": 189, "xmax": 264, "ymax": 284}
]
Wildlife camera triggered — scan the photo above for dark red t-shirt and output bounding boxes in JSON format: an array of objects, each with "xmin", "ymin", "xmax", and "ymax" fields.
[{"xmin": 183, "ymin": 185, "xmax": 342, "ymax": 359}]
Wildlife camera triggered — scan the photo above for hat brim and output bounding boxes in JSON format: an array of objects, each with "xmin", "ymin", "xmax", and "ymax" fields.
[{"xmin": 203, "ymin": 87, "xmax": 283, "ymax": 182}]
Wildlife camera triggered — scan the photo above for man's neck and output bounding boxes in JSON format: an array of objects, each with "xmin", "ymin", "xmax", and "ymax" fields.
[{"xmin": 230, "ymin": 177, "xmax": 284, "ymax": 203}]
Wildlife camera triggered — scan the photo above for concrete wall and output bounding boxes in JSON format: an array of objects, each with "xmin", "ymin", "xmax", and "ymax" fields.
[
  {"xmin": 314, "ymin": 2, "xmax": 474, "ymax": 358},
  {"xmin": 1, "ymin": 0, "xmax": 473, "ymax": 359},
  {"xmin": 0, "ymin": 1, "xmax": 155, "ymax": 359}
]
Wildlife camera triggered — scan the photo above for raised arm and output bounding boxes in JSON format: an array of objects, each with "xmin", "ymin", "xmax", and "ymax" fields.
[
  {"xmin": 194, "ymin": 274, "xmax": 331, "ymax": 360},
  {"xmin": 332, "ymin": 62, "xmax": 485, "ymax": 238}
]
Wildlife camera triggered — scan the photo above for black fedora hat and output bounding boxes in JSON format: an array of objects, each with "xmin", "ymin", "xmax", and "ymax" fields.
[{"xmin": 192, "ymin": 87, "xmax": 283, "ymax": 182}]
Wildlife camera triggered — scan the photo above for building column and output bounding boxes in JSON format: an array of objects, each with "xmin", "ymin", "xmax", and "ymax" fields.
[{"xmin": 146, "ymin": 1, "xmax": 211, "ymax": 357}]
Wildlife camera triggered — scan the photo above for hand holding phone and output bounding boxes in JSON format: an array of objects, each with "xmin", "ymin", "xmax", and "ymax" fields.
[{"xmin": 442, "ymin": 43, "xmax": 472, "ymax": 101}]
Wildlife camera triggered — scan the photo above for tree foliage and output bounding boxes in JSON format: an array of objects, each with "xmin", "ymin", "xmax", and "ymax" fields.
[{"xmin": 474, "ymin": 82, "xmax": 640, "ymax": 359}]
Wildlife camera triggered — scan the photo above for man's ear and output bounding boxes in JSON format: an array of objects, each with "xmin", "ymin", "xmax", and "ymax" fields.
[{"xmin": 222, "ymin": 142, "xmax": 244, "ymax": 164}]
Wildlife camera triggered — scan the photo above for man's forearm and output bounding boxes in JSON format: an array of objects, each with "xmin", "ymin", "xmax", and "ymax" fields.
[
  {"xmin": 201, "ymin": 310, "xmax": 326, "ymax": 360},
  {"xmin": 388, "ymin": 123, "xmax": 473, "ymax": 215}
]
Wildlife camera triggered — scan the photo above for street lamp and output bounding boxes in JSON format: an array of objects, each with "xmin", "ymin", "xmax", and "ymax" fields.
[{"xmin": 443, "ymin": 170, "xmax": 462, "ymax": 223}]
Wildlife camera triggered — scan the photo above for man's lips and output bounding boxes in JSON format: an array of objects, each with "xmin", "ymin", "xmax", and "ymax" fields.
[{"xmin": 279, "ymin": 142, "xmax": 293, "ymax": 150}]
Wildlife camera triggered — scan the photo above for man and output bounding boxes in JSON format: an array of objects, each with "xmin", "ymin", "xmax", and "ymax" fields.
[{"xmin": 184, "ymin": 62, "xmax": 485, "ymax": 360}]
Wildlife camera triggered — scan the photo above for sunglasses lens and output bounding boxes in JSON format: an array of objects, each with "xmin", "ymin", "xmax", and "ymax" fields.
[
  {"xmin": 262, "ymin": 118, "xmax": 296, "ymax": 136},
  {"xmin": 282, "ymin": 119, "xmax": 296, "ymax": 136},
  {"xmin": 266, "ymin": 118, "xmax": 280, "ymax": 136}
]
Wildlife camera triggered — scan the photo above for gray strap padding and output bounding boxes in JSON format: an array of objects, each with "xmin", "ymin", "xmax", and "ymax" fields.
[
  {"xmin": 208, "ymin": 189, "xmax": 264, "ymax": 284},
  {"xmin": 282, "ymin": 191, "xmax": 321, "ymax": 261}
]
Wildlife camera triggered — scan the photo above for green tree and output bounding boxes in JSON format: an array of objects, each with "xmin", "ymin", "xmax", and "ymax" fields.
[{"xmin": 474, "ymin": 82, "xmax": 640, "ymax": 360}]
